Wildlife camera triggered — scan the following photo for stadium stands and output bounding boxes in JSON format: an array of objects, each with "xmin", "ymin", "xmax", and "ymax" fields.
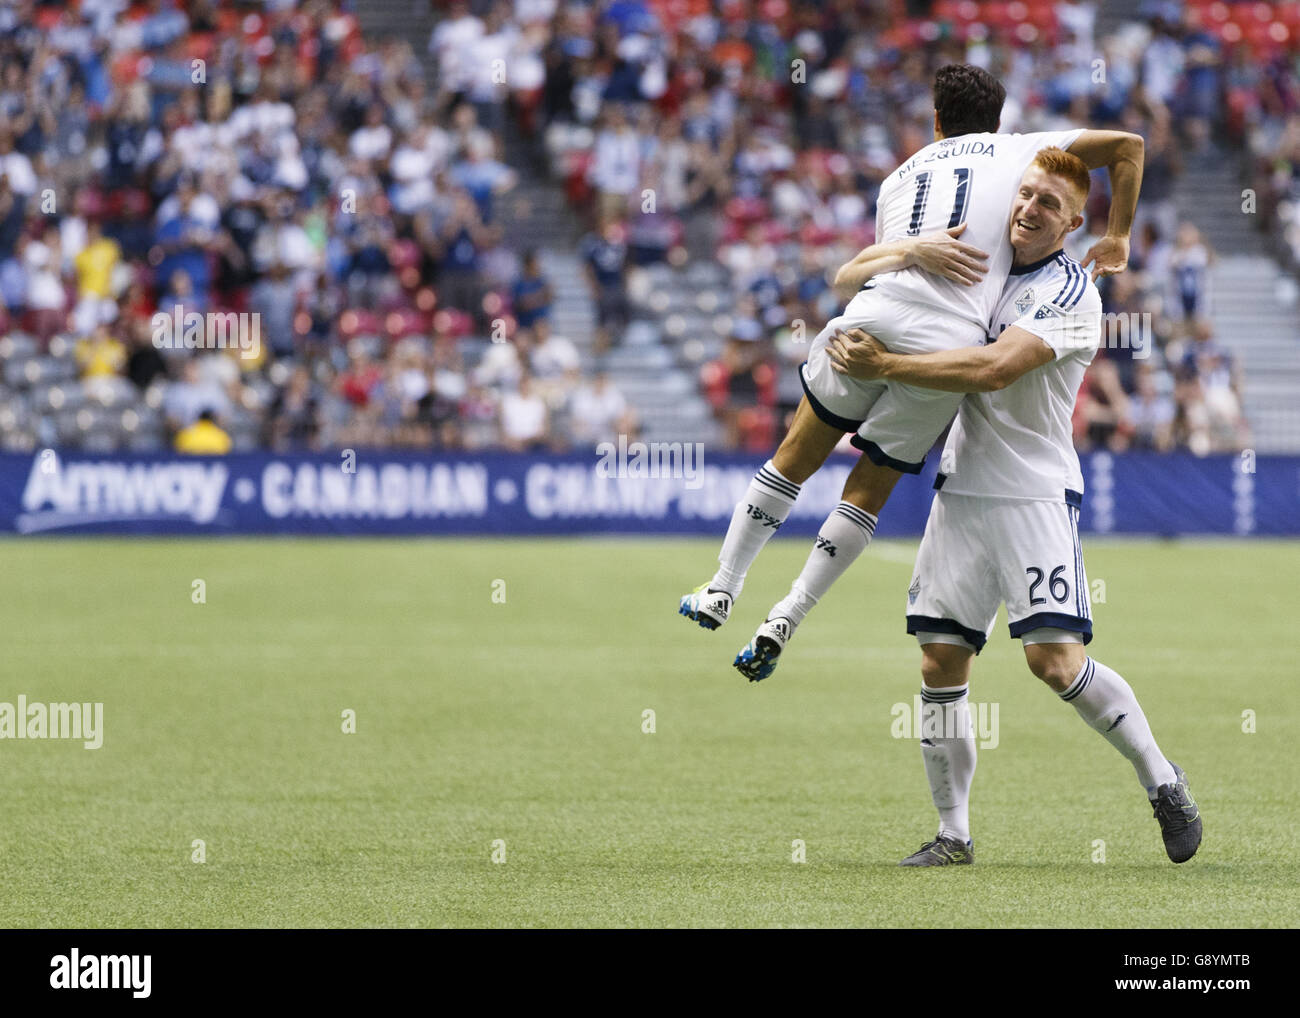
[{"xmin": 0, "ymin": 0, "xmax": 1295, "ymax": 456}]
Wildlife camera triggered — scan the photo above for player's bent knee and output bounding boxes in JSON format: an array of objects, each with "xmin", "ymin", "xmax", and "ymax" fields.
[
  {"xmin": 1023, "ymin": 641, "xmax": 1086, "ymax": 691},
  {"xmin": 840, "ymin": 456, "xmax": 902, "ymax": 516},
  {"xmin": 771, "ymin": 439, "xmax": 816, "ymax": 485},
  {"xmin": 920, "ymin": 641, "xmax": 973, "ymax": 688}
]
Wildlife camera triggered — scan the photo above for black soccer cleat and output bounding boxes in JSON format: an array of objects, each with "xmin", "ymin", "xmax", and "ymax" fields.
[
  {"xmin": 1152, "ymin": 761, "xmax": 1202, "ymax": 863},
  {"xmin": 898, "ymin": 835, "xmax": 974, "ymax": 867}
]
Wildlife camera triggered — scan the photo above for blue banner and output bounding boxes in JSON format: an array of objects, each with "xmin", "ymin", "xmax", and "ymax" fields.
[{"xmin": 0, "ymin": 449, "xmax": 1295, "ymax": 536}]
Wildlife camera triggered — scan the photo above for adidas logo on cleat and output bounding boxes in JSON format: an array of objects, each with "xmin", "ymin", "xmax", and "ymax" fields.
[{"xmin": 680, "ymin": 584, "xmax": 732, "ymax": 630}]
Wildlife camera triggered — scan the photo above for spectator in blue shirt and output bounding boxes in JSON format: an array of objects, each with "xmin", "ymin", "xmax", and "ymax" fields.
[
  {"xmin": 511, "ymin": 249, "xmax": 553, "ymax": 329},
  {"xmin": 450, "ymin": 133, "xmax": 518, "ymax": 225},
  {"xmin": 580, "ymin": 216, "xmax": 629, "ymax": 353}
]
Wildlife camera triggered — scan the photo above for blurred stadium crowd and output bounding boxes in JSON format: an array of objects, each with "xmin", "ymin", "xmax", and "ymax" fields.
[{"xmin": 0, "ymin": 0, "xmax": 1288, "ymax": 455}]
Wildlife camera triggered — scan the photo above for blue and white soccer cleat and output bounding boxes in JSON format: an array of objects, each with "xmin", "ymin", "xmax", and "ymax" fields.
[
  {"xmin": 678, "ymin": 583, "xmax": 733, "ymax": 631},
  {"xmin": 733, "ymin": 616, "xmax": 793, "ymax": 681}
]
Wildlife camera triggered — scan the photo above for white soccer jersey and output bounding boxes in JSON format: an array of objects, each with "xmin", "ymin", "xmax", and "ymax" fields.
[
  {"xmin": 936, "ymin": 249, "xmax": 1103, "ymax": 502},
  {"xmin": 853, "ymin": 128, "xmax": 1084, "ymax": 333}
]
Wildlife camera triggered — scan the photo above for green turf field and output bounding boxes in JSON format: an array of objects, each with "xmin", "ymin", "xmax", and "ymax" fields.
[{"xmin": 1, "ymin": 537, "xmax": 1295, "ymax": 928}]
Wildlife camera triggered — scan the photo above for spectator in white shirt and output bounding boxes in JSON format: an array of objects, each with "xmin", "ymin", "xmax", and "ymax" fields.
[
  {"xmin": 528, "ymin": 319, "xmax": 581, "ymax": 409},
  {"xmin": 590, "ymin": 104, "xmax": 641, "ymax": 220},
  {"xmin": 350, "ymin": 103, "xmax": 394, "ymax": 164},
  {"xmin": 475, "ymin": 333, "xmax": 526, "ymax": 391},
  {"xmin": 569, "ymin": 371, "xmax": 636, "ymax": 444},
  {"xmin": 24, "ymin": 228, "xmax": 67, "ymax": 341},
  {"xmin": 389, "ymin": 124, "xmax": 440, "ymax": 215},
  {"xmin": 500, "ymin": 374, "xmax": 549, "ymax": 450},
  {"xmin": 164, "ymin": 357, "xmax": 231, "ymax": 432},
  {"xmin": 429, "ymin": 0, "xmax": 484, "ymax": 95},
  {"xmin": 529, "ymin": 319, "xmax": 580, "ymax": 380},
  {"xmin": 0, "ymin": 128, "xmax": 37, "ymax": 196}
]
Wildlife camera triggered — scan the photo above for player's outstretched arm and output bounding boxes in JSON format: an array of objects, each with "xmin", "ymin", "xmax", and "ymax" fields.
[
  {"xmin": 1067, "ymin": 130, "xmax": 1144, "ymax": 281},
  {"xmin": 826, "ymin": 326, "xmax": 1053, "ymax": 393},
  {"xmin": 831, "ymin": 225, "xmax": 989, "ymax": 299}
]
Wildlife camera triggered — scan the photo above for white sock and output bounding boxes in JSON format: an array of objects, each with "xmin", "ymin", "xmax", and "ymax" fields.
[
  {"xmin": 711, "ymin": 460, "xmax": 801, "ymax": 599},
  {"xmin": 919, "ymin": 683, "xmax": 976, "ymax": 844},
  {"xmin": 1060, "ymin": 657, "xmax": 1177, "ymax": 798},
  {"xmin": 770, "ymin": 501, "xmax": 877, "ymax": 626}
]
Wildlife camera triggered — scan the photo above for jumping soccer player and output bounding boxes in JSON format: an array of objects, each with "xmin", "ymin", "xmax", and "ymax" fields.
[
  {"xmin": 677, "ymin": 64, "xmax": 1145, "ymax": 685},
  {"xmin": 826, "ymin": 147, "xmax": 1201, "ymax": 866}
]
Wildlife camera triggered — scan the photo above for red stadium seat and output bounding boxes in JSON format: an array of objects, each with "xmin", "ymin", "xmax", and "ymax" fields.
[
  {"xmin": 737, "ymin": 405, "xmax": 776, "ymax": 451},
  {"xmin": 356, "ymin": 310, "xmax": 380, "ymax": 337},
  {"xmin": 111, "ymin": 52, "xmax": 145, "ymax": 83},
  {"xmin": 101, "ymin": 189, "xmax": 126, "ymax": 218},
  {"xmin": 384, "ymin": 309, "xmax": 424, "ymax": 339},
  {"xmin": 762, "ymin": 220, "xmax": 794, "ymax": 245},
  {"xmin": 185, "ymin": 33, "xmax": 214, "ymax": 62},
  {"xmin": 338, "ymin": 310, "xmax": 381, "ymax": 340},
  {"xmin": 700, "ymin": 360, "xmax": 726, "ymax": 411},
  {"xmin": 982, "ymin": 2, "xmax": 1014, "ymax": 33},
  {"xmin": 843, "ymin": 223, "xmax": 874, "ymax": 250},
  {"xmin": 1028, "ymin": 2, "xmax": 1056, "ymax": 32},
  {"xmin": 1203, "ymin": 2, "xmax": 1231, "ymax": 27},
  {"xmin": 432, "ymin": 308, "xmax": 473, "ymax": 339},
  {"xmin": 216, "ymin": 8, "xmax": 240, "ymax": 34},
  {"xmin": 388, "ymin": 239, "xmax": 420, "ymax": 272},
  {"xmin": 799, "ymin": 222, "xmax": 838, "ymax": 247},
  {"xmin": 77, "ymin": 188, "xmax": 107, "ymax": 218},
  {"xmin": 1217, "ymin": 21, "xmax": 1243, "ymax": 45},
  {"xmin": 723, "ymin": 196, "xmax": 768, "ymax": 225},
  {"xmin": 212, "ymin": 289, "xmax": 246, "ymax": 318},
  {"xmin": 123, "ymin": 190, "xmax": 151, "ymax": 217},
  {"xmin": 1244, "ymin": 23, "xmax": 1271, "ymax": 51},
  {"xmin": 1249, "ymin": 2, "xmax": 1276, "ymax": 26},
  {"xmin": 564, "ymin": 151, "xmax": 594, "ymax": 207}
]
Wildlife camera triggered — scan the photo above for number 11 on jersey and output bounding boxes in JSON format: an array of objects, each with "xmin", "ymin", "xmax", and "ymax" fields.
[{"xmin": 907, "ymin": 168, "xmax": 973, "ymax": 235}]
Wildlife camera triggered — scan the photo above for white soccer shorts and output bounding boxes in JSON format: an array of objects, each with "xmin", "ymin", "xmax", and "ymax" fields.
[
  {"xmin": 799, "ymin": 287, "xmax": 986, "ymax": 472},
  {"xmin": 906, "ymin": 489, "xmax": 1093, "ymax": 653}
]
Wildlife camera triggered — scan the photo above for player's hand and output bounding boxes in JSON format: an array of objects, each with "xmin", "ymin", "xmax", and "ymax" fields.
[
  {"xmin": 906, "ymin": 223, "xmax": 989, "ymax": 286},
  {"xmin": 827, "ymin": 328, "xmax": 891, "ymax": 380},
  {"xmin": 1082, "ymin": 234, "xmax": 1130, "ymax": 281}
]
